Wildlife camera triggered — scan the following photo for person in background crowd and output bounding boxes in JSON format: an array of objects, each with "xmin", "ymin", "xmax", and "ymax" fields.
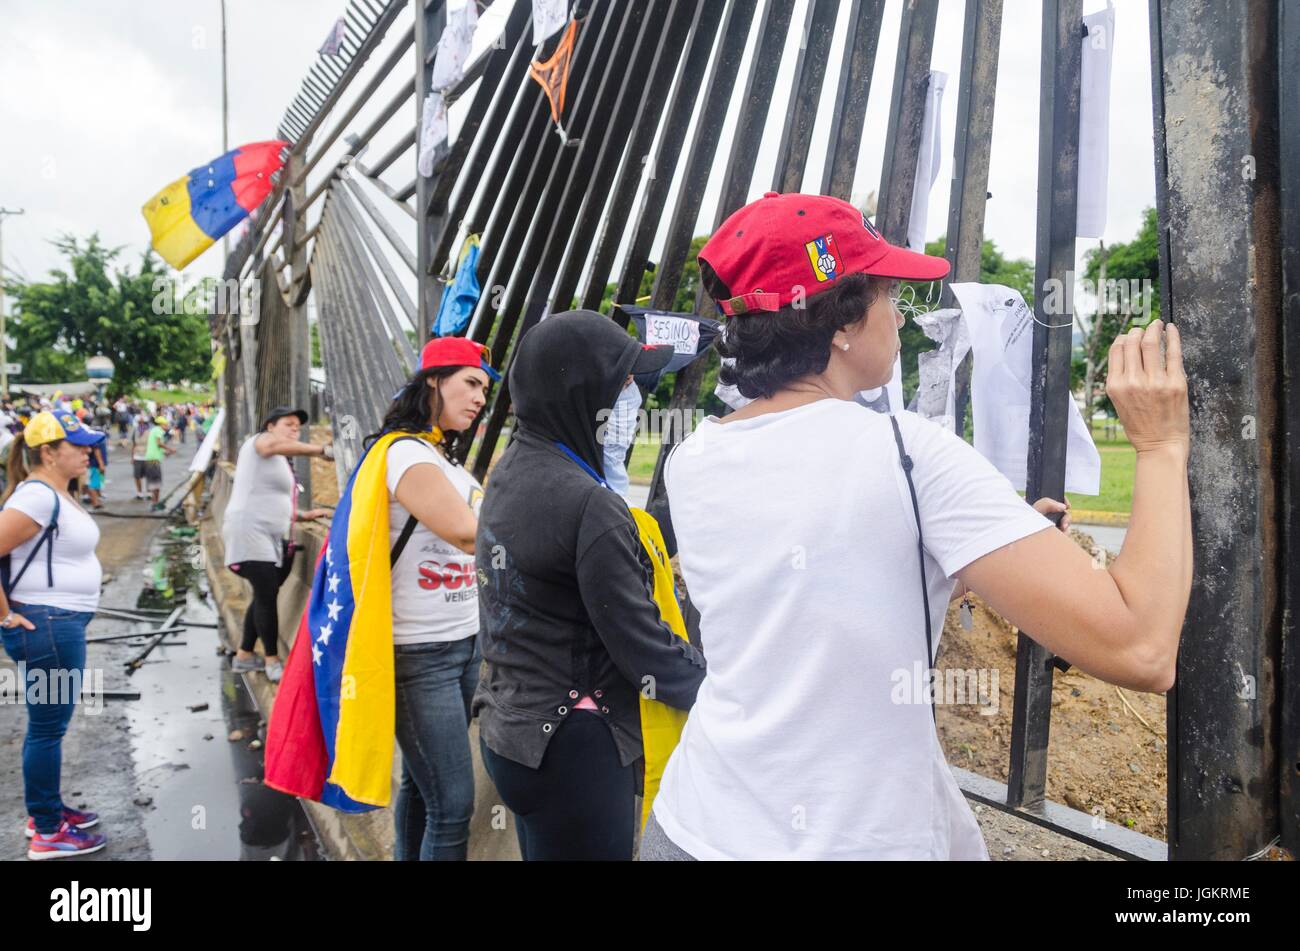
[
  {"xmin": 362, "ymin": 337, "xmax": 498, "ymax": 861},
  {"xmin": 222, "ymin": 407, "xmax": 331, "ymax": 684},
  {"xmin": 84, "ymin": 433, "xmax": 107, "ymax": 510},
  {"xmin": 144, "ymin": 415, "xmax": 174, "ymax": 509},
  {"xmin": 473, "ymin": 311, "xmax": 705, "ymax": 861},
  {"xmin": 639, "ymin": 192, "xmax": 1192, "ymax": 861},
  {"xmin": 0, "ymin": 411, "xmax": 108, "ymax": 858},
  {"xmin": 129, "ymin": 415, "xmax": 151, "ymax": 500}
]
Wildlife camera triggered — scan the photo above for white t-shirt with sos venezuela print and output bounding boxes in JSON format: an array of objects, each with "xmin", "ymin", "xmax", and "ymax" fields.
[{"xmin": 385, "ymin": 439, "xmax": 484, "ymax": 645}]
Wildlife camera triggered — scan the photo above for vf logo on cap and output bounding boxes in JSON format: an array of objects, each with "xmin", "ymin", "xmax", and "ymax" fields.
[{"xmin": 805, "ymin": 234, "xmax": 841, "ymax": 283}]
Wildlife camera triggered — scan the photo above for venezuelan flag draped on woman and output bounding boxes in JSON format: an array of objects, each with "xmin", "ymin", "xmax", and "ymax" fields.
[
  {"xmin": 141, "ymin": 140, "xmax": 287, "ymax": 270},
  {"xmin": 264, "ymin": 430, "xmax": 442, "ymax": 812}
]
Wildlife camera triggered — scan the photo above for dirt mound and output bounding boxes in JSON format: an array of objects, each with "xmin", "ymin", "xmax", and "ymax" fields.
[{"xmin": 935, "ymin": 528, "xmax": 1167, "ymax": 839}]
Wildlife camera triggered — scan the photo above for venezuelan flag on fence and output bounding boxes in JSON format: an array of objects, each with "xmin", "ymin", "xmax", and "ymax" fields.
[
  {"xmin": 141, "ymin": 140, "xmax": 287, "ymax": 270},
  {"xmin": 265, "ymin": 430, "xmax": 441, "ymax": 811}
]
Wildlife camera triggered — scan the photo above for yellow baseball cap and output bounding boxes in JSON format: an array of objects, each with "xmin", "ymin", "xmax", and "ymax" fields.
[{"xmin": 24, "ymin": 410, "xmax": 102, "ymax": 447}]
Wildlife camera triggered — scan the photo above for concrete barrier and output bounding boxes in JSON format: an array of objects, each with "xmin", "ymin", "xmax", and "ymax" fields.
[{"xmin": 203, "ymin": 461, "xmax": 521, "ymax": 861}]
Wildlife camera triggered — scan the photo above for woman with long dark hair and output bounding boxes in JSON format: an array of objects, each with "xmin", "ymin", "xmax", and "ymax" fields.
[{"xmin": 364, "ymin": 336, "xmax": 498, "ymax": 861}]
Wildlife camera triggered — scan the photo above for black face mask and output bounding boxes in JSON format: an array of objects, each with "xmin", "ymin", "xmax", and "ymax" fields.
[{"xmin": 508, "ymin": 310, "xmax": 642, "ymax": 478}]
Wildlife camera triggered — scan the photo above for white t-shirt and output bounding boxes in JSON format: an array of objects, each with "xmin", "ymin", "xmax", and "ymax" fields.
[
  {"xmin": 654, "ymin": 400, "xmax": 1051, "ymax": 860},
  {"xmin": 4, "ymin": 481, "xmax": 102, "ymax": 613},
  {"xmin": 385, "ymin": 439, "xmax": 484, "ymax": 645}
]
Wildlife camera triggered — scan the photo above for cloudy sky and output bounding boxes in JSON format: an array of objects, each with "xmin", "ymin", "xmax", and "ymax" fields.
[{"xmin": 0, "ymin": 0, "xmax": 1155, "ymax": 314}]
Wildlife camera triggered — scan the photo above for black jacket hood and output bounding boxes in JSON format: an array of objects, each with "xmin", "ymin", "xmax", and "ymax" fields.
[{"xmin": 509, "ymin": 309, "xmax": 641, "ymax": 477}]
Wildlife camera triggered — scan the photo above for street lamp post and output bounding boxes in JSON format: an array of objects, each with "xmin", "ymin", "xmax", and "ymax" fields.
[{"xmin": 0, "ymin": 207, "xmax": 25, "ymax": 400}]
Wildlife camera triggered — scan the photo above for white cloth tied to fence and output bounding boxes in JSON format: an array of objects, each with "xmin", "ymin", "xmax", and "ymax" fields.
[
  {"xmin": 419, "ymin": 1, "xmax": 479, "ymax": 178},
  {"xmin": 951, "ymin": 282, "xmax": 1100, "ymax": 496},
  {"xmin": 532, "ymin": 0, "xmax": 568, "ymax": 45},
  {"xmin": 430, "ymin": 0, "xmax": 479, "ymax": 90},
  {"xmin": 1077, "ymin": 1, "xmax": 1116, "ymax": 238},
  {"xmin": 907, "ymin": 70, "xmax": 947, "ymax": 253},
  {"xmin": 907, "ymin": 307, "xmax": 969, "ymax": 433},
  {"xmin": 318, "ymin": 16, "xmax": 347, "ymax": 56}
]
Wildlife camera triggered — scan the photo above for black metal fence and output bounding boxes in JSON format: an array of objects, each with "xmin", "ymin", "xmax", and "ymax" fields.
[{"xmin": 210, "ymin": 0, "xmax": 1299, "ymax": 861}]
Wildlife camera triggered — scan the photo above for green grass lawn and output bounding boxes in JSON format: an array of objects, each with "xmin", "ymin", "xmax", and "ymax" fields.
[{"xmin": 134, "ymin": 386, "xmax": 213, "ymax": 405}]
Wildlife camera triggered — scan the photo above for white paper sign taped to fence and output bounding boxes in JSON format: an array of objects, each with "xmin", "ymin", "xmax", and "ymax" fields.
[
  {"xmin": 950, "ymin": 282, "xmax": 1101, "ymax": 495},
  {"xmin": 1077, "ymin": 2, "xmax": 1116, "ymax": 238},
  {"xmin": 644, "ymin": 313, "xmax": 701, "ymax": 356},
  {"xmin": 908, "ymin": 70, "xmax": 947, "ymax": 253},
  {"xmin": 532, "ymin": 0, "xmax": 568, "ymax": 45},
  {"xmin": 430, "ymin": 0, "xmax": 479, "ymax": 91}
]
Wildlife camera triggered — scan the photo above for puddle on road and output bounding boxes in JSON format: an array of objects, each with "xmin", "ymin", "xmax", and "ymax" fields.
[{"xmin": 106, "ymin": 517, "xmax": 321, "ymax": 860}]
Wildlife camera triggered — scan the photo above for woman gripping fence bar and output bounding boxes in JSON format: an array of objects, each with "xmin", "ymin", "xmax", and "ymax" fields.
[{"xmin": 641, "ymin": 192, "xmax": 1191, "ymax": 861}]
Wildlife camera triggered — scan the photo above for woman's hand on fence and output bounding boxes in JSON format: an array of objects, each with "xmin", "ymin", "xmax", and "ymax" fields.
[
  {"xmin": 1105, "ymin": 320, "xmax": 1190, "ymax": 457},
  {"xmin": 1031, "ymin": 497, "xmax": 1071, "ymax": 532},
  {"xmin": 298, "ymin": 508, "xmax": 330, "ymax": 521}
]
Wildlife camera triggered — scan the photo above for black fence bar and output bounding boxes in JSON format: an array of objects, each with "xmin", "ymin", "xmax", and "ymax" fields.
[
  {"xmin": 1153, "ymin": 0, "xmax": 1283, "ymax": 860},
  {"xmin": 875, "ymin": 0, "xmax": 938, "ymax": 244},
  {"xmin": 640, "ymin": 0, "xmax": 791, "ymax": 502},
  {"xmin": 1279, "ymin": 0, "xmax": 1300, "ymax": 858},
  {"xmin": 577, "ymin": 0, "xmax": 728, "ymax": 314},
  {"xmin": 647, "ymin": 0, "xmax": 760, "ymax": 314},
  {"xmin": 548, "ymin": 0, "xmax": 694, "ymax": 312},
  {"xmin": 517, "ymin": 0, "xmax": 676, "ymax": 328},
  {"xmin": 820, "ymin": 0, "xmax": 886, "ymax": 199},
  {"xmin": 470, "ymin": 1, "xmax": 638, "ymax": 477},
  {"xmin": 414, "ymin": 0, "xmax": 448, "ymax": 339},
  {"xmin": 426, "ymin": 0, "xmax": 532, "ymax": 221},
  {"xmin": 952, "ymin": 766, "xmax": 1166, "ymax": 861},
  {"xmin": 427, "ymin": 18, "xmax": 539, "ymax": 296},
  {"xmin": 643, "ymin": 0, "xmax": 772, "ymax": 503},
  {"xmin": 771, "ymin": 0, "xmax": 838, "ymax": 192},
  {"xmin": 1007, "ymin": 0, "xmax": 1083, "ymax": 811},
  {"xmin": 944, "ymin": 0, "xmax": 1004, "ymax": 434}
]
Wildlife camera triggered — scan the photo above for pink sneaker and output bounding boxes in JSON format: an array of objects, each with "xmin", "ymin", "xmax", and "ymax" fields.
[
  {"xmin": 27, "ymin": 821, "xmax": 107, "ymax": 860},
  {"xmin": 25, "ymin": 806, "xmax": 99, "ymax": 839}
]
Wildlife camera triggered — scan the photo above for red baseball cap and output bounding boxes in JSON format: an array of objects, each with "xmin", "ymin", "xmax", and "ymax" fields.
[
  {"xmin": 420, "ymin": 336, "xmax": 501, "ymax": 381},
  {"xmin": 698, "ymin": 191, "xmax": 951, "ymax": 316}
]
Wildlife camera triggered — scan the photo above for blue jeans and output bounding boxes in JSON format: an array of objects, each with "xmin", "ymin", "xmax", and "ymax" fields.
[
  {"xmin": 393, "ymin": 634, "xmax": 481, "ymax": 861},
  {"xmin": 0, "ymin": 603, "xmax": 93, "ymax": 834}
]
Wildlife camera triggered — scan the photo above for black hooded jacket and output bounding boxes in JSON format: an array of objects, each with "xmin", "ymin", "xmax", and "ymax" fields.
[{"xmin": 472, "ymin": 311, "xmax": 707, "ymax": 769}]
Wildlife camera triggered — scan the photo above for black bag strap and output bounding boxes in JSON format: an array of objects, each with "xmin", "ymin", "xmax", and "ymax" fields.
[
  {"xmin": 889, "ymin": 416, "xmax": 935, "ymax": 723},
  {"xmin": 3, "ymin": 480, "xmax": 61, "ymax": 595},
  {"xmin": 386, "ymin": 435, "xmax": 432, "ymax": 566}
]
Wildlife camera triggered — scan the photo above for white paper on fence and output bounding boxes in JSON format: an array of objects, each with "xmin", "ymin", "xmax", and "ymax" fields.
[
  {"xmin": 857, "ymin": 354, "xmax": 904, "ymax": 415},
  {"xmin": 532, "ymin": 0, "xmax": 568, "ymax": 45},
  {"xmin": 431, "ymin": 0, "xmax": 479, "ymax": 90},
  {"xmin": 715, "ymin": 358, "xmax": 752, "ymax": 412},
  {"xmin": 1077, "ymin": 2, "xmax": 1115, "ymax": 238},
  {"xmin": 907, "ymin": 70, "xmax": 948, "ymax": 253},
  {"xmin": 319, "ymin": 17, "xmax": 347, "ymax": 56},
  {"xmin": 417, "ymin": 91, "xmax": 449, "ymax": 177},
  {"xmin": 644, "ymin": 313, "xmax": 701, "ymax": 356},
  {"xmin": 189, "ymin": 408, "xmax": 226, "ymax": 473},
  {"xmin": 909, "ymin": 307, "xmax": 969, "ymax": 432},
  {"xmin": 950, "ymin": 282, "xmax": 1101, "ymax": 495}
]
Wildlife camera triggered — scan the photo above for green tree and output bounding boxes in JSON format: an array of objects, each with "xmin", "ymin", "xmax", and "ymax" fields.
[
  {"xmin": 4, "ymin": 234, "xmax": 211, "ymax": 389},
  {"xmin": 1078, "ymin": 207, "xmax": 1160, "ymax": 418}
]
